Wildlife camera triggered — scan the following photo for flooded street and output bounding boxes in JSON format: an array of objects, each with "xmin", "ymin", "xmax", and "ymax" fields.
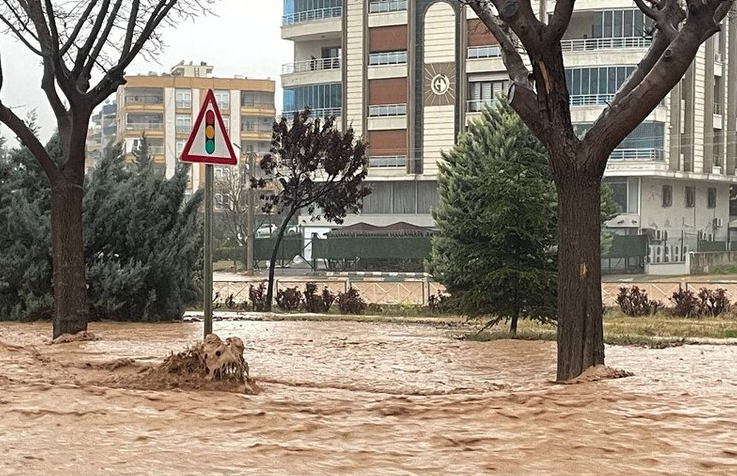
[{"xmin": 2, "ymin": 320, "xmax": 737, "ymax": 475}]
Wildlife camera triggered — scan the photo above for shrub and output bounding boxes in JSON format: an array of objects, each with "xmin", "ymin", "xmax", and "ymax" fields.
[
  {"xmin": 671, "ymin": 288, "xmax": 699, "ymax": 317},
  {"xmin": 616, "ymin": 286, "xmax": 663, "ymax": 317},
  {"xmin": 249, "ymin": 282, "xmax": 268, "ymax": 312},
  {"xmin": 302, "ymin": 282, "xmax": 336, "ymax": 313},
  {"xmin": 428, "ymin": 291, "xmax": 456, "ymax": 313},
  {"xmin": 337, "ymin": 287, "xmax": 366, "ymax": 314},
  {"xmin": 276, "ymin": 286, "xmax": 302, "ymax": 311},
  {"xmin": 670, "ymin": 287, "xmax": 730, "ymax": 317},
  {"xmin": 697, "ymin": 288, "xmax": 730, "ymax": 317}
]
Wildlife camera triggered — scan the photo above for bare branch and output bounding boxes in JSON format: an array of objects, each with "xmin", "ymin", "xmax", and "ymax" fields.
[
  {"xmin": 59, "ymin": 0, "xmax": 99, "ymax": 56},
  {"xmin": 0, "ymin": 1, "xmax": 42, "ymax": 55},
  {"xmin": 81, "ymin": 0, "xmax": 124, "ymax": 84},
  {"xmin": 547, "ymin": 0, "xmax": 575, "ymax": 43},
  {"xmin": 121, "ymin": 0, "xmax": 140, "ymax": 59},
  {"xmin": 71, "ymin": 0, "xmax": 112, "ymax": 78}
]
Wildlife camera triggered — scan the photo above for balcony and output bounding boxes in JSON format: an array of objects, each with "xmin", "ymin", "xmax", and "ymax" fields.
[
  {"xmin": 281, "ymin": 7, "xmax": 342, "ymax": 41},
  {"xmin": 609, "ymin": 148, "xmax": 664, "ymax": 161},
  {"xmin": 467, "ymin": 45, "xmax": 501, "ymax": 59},
  {"xmin": 368, "ymin": 104, "xmax": 406, "ymax": 117},
  {"xmin": 369, "ymin": 156, "xmax": 407, "ymax": 168},
  {"xmin": 282, "ymin": 107, "xmax": 341, "ymax": 118},
  {"xmin": 126, "ymin": 122, "xmax": 164, "ymax": 131},
  {"xmin": 175, "ymin": 125, "xmax": 192, "ymax": 134},
  {"xmin": 560, "ymin": 36, "xmax": 650, "ymax": 52},
  {"xmin": 570, "ymin": 94, "xmax": 614, "ymax": 106},
  {"xmin": 282, "ymin": 58, "xmax": 342, "ymax": 88},
  {"xmin": 369, "ymin": 0, "xmax": 407, "ymax": 13},
  {"xmin": 466, "ymin": 99, "xmax": 495, "ymax": 113}
]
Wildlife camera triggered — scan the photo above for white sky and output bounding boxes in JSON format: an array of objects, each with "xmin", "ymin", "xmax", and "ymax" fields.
[{"xmin": 0, "ymin": 0, "xmax": 292, "ymax": 144}]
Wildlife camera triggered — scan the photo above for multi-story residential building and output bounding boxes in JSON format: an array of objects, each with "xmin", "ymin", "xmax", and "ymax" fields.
[
  {"xmin": 115, "ymin": 61, "xmax": 275, "ymax": 191},
  {"xmin": 85, "ymin": 101, "xmax": 118, "ymax": 171},
  {"xmin": 281, "ymin": 0, "xmax": 737, "ymax": 274}
]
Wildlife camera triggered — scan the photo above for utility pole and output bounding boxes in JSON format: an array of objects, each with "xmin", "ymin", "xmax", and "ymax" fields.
[{"xmin": 247, "ymin": 152, "xmax": 256, "ymax": 274}]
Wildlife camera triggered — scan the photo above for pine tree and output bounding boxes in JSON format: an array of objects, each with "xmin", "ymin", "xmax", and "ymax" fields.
[{"xmin": 428, "ymin": 99, "xmax": 558, "ymax": 334}]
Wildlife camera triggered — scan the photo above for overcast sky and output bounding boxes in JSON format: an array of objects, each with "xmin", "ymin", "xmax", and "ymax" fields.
[{"xmin": 0, "ymin": 0, "xmax": 292, "ymax": 144}]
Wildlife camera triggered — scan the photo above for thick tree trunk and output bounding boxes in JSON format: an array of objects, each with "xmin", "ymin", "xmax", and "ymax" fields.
[
  {"xmin": 509, "ymin": 311, "xmax": 519, "ymax": 336},
  {"xmin": 50, "ymin": 177, "xmax": 89, "ymax": 338},
  {"xmin": 555, "ymin": 168, "xmax": 605, "ymax": 381}
]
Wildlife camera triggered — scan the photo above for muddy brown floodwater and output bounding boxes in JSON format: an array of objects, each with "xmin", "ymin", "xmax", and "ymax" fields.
[{"xmin": 2, "ymin": 321, "xmax": 737, "ymax": 475}]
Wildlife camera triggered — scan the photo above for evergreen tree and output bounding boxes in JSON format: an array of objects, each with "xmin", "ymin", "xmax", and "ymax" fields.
[
  {"xmin": 0, "ymin": 139, "xmax": 203, "ymax": 322},
  {"xmin": 132, "ymin": 134, "xmax": 152, "ymax": 171},
  {"xmin": 428, "ymin": 99, "xmax": 557, "ymax": 334},
  {"xmin": 83, "ymin": 143, "xmax": 204, "ymax": 321}
]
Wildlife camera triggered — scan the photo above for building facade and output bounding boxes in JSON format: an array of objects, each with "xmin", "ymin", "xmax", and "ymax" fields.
[
  {"xmin": 115, "ymin": 61, "xmax": 275, "ymax": 191},
  {"xmin": 282, "ymin": 0, "xmax": 737, "ymax": 273},
  {"xmin": 85, "ymin": 101, "xmax": 118, "ymax": 171}
]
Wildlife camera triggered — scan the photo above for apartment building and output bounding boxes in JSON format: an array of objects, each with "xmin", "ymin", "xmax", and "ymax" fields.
[
  {"xmin": 85, "ymin": 101, "xmax": 118, "ymax": 171},
  {"xmin": 115, "ymin": 61, "xmax": 275, "ymax": 191},
  {"xmin": 282, "ymin": 0, "xmax": 737, "ymax": 273}
]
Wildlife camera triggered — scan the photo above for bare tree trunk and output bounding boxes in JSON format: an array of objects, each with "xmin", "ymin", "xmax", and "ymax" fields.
[
  {"xmin": 265, "ymin": 209, "xmax": 298, "ymax": 311},
  {"xmin": 555, "ymin": 163, "xmax": 605, "ymax": 381},
  {"xmin": 50, "ymin": 176, "xmax": 89, "ymax": 338},
  {"xmin": 510, "ymin": 310, "xmax": 519, "ymax": 336}
]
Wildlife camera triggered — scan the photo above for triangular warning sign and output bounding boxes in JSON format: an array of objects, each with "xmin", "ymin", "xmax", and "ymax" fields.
[{"xmin": 180, "ymin": 89, "xmax": 238, "ymax": 166}]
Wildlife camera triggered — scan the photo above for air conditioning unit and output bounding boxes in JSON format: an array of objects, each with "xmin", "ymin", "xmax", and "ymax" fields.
[{"xmin": 714, "ymin": 218, "xmax": 724, "ymax": 228}]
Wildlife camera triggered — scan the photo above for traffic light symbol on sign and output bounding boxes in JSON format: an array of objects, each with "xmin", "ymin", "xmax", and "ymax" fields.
[{"xmin": 205, "ymin": 110, "xmax": 216, "ymax": 154}]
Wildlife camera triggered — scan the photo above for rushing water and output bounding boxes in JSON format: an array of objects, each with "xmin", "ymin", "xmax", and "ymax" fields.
[{"xmin": 2, "ymin": 320, "xmax": 737, "ymax": 475}]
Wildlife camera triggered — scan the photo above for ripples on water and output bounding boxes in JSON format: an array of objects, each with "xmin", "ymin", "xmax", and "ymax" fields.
[{"xmin": 2, "ymin": 320, "xmax": 737, "ymax": 475}]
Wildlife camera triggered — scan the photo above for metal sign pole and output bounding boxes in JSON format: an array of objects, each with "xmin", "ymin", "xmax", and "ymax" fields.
[
  {"xmin": 204, "ymin": 164, "xmax": 214, "ymax": 338},
  {"xmin": 247, "ymin": 153, "xmax": 255, "ymax": 275}
]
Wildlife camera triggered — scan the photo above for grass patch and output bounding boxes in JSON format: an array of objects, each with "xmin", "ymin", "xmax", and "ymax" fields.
[{"xmin": 462, "ymin": 311, "xmax": 737, "ymax": 347}]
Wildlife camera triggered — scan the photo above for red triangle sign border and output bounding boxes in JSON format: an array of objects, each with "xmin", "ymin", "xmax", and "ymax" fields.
[{"xmin": 180, "ymin": 89, "xmax": 238, "ymax": 166}]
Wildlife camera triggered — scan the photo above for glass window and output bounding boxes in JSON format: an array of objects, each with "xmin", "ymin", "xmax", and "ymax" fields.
[
  {"xmin": 175, "ymin": 89, "xmax": 192, "ymax": 108},
  {"xmin": 662, "ymin": 185, "xmax": 672, "ymax": 207},
  {"xmin": 175, "ymin": 115, "xmax": 192, "ymax": 134},
  {"xmin": 176, "ymin": 140, "xmax": 186, "ymax": 155},
  {"xmin": 214, "ymin": 90, "xmax": 230, "ymax": 109},
  {"xmin": 605, "ymin": 178, "xmax": 628, "ymax": 212},
  {"xmin": 242, "ymin": 91, "xmax": 274, "ymax": 107},
  {"xmin": 368, "ymin": 51, "xmax": 408, "ymax": 65},
  {"xmin": 283, "ymin": 83, "xmax": 342, "ymax": 114},
  {"xmin": 603, "ymin": 11, "xmax": 613, "ymax": 37},
  {"xmin": 708, "ymin": 188, "xmax": 717, "ymax": 208},
  {"xmin": 685, "ymin": 186, "xmax": 695, "ymax": 208}
]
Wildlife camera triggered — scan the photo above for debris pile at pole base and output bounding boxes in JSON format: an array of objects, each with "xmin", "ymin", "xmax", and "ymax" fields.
[{"xmin": 107, "ymin": 334, "xmax": 259, "ymax": 394}]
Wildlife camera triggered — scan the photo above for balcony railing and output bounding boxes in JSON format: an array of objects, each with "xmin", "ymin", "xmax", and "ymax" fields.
[
  {"xmin": 125, "ymin": 96, "xmax": 163, "ymax": 105},
  {"xmin": 370, "ymin": 156, "xmax": 407, "ymax": 168},
  {"xmin": 282, "ymin": 57, "xmax": 341, "ymax": 74},
  {"xmin": 369, "ymin": 0, "xmax": 407, "ymax": 13},
  {"xmin": 714, "ymin": 103, "xmax": 724, "ymax": 115},
  {"xmin": 282, "ymin": 7, "xmax": 342, "ymax": 25},
  {"xmin": 126, "ymin": 122, "xmax": 163, "ymax": 130},
  {"xmin": 369, "ymin": 51, "xmax": 407, "ymax": 66},
  {"xmin": 467, "ymin": 99, "xmax": 496, "ymax": 112},
  {"xmin": 467, "ymin": 45, "xmax": 502, "ymax": 59},
  {"xmin": 368, "ymin": 104, "xmax": 407, "ymax": 117},
  {"xmin": 609, "ymin": 148, "xmax": 664, "ymax": 161},
  {"xmin": 560, "ymin": 36, "xmax": 651, "ymax": 52},
  {"xmin": 283, "ymin": 107, "xmax": 342, "ymax": 118},
  {"xmin": 175, "ymin": 125, "xmax": 192, "ymax": 134},
  {"xmin": 570, "ymin": 94, "xmax": 615, "ymax": 106}
]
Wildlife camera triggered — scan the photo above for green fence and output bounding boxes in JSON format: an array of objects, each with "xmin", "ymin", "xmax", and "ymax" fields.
[
  {"xmin": 312, "ymin": 236, "xmax": 432, "ymax": 260},
  {"xmin": 215, "ymin": 235, "xmax": 303, "ymax": 267},
  {"xmin": 602, "ymin": 234, "xmax": 648, "ymax": 259},
  {"xmin": 699, "ymin": 240, "xmax": 728, "ymax": 252}
]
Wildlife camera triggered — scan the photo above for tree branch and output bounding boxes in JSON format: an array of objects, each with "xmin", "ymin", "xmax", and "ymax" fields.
[
  {"xmin": 547, "ymin": 0, "xmax": 575, "ymax": 43},
  {"xmin": 81, "ymin": 0, "xmax": 124, "ymax": 87},
  {"xmin": 0, "ymin": 1, "xmax": 42, "ymax": 55},
  {"xmin": 59, "ymin": 0, "xmax": 99, "ymax": 57},
  {"xmin": 121, "ymin": 0, "xmax": 140, "ymax": 59},
  {"xmin": 71, "ymin": 0, "xmax": 111, "ymax": 78},
  {"xmin": 0, "ymin": 99, "xmax": 59, "ymax": 181}
]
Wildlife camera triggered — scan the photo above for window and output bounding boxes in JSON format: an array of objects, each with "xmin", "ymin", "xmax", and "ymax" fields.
[
  {"xmin": 604, "ymin": 177, "xmax": 639, "ymax": 214},
  {"xmin": 214, "ymin": 90, "xmax": 230, "ymax": 109},
  {"xmin": 222, "ymin": 116, "xmax": 230, "ymax": 131},
  {"xmin": 592, "ymin": 9, "xmax": 651, "ymax": 39},
  {"xmin": 576, "ymin": 121, "xmax": 664, "ymax": 160},
  {"xmin": 368, "ymin": 50, "xmax": 407, "ymax": 65},
  {"xmin": 241, "ymin": 91, "xmax": 274, "ymax": 108},
  {"xmin": 368, "ymin": 104, "xmax": 407, "ymax": 116},
  {"xmin": 685, "ymin": 186, "xmax": 695, "ymax": 208},
  {"xmin": 241, "ymin": 116, "xmax": 273, "ymax": 132},
  {"xmin": 175, "ymin": 89, "xmax": 192, "ymax": 108},
  {"xmin": 283, "ymin": 83, "xmax": 342, "ymax": 115},
  {"xmin": 468, "ymin": 80, "xmax": 508, "ymax": 111},
  {"xmin": 662, "ymin": 185, "xmax": 672, "ymax": 207},
  {"xmin": 565, "ymin": 66, "xmax": 636, "ymax": 105},
  {"xmin": 242, "ymin": 141, "xmax": 270, "ymax": 155},
  {"xmin": 176, "ymin": 140, "xmax": 186, "ymax": 156},
  {"xmin": 176, "ymin": 115, "xmax": 192, "ymax": 134},
  {"xmin": 708, "ymin": 188, "xmax": 717, "ymax": 208},
  {"xmin": 215, "ymin": 193, "xmax": 224, "ymax": 209},
  {"xmin": 369, "ymin": 0, "xmax": 407, "ymax": 13}
]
